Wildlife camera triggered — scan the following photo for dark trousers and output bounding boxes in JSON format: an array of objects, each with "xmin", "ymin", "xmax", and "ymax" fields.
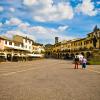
[
  {"xmin": 75, "ymin": 62, "xmax": 79, "ymax": 69},
  {"xmin": 82, "ymin": 63, "xmax": 86, "ymax": 68}
]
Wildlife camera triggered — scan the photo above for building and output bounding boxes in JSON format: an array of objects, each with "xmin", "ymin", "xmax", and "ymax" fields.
[
  {"xmin": 0, "ymin": 35, "xmax": 34, "ymax": 61},
  {"xmin": 45, "ymin": 26, "xmax": 100, "ymax": 59},
  {"xmin": 44, "ymin": 44, "xmax": 54, "ymax": 58},
  {"xmin": 55, "ymin": 37, "xmax": 59, "ymax": 44},
  {"xmin": 13, "ymin": 35, "xmax": 33, "ymax": 52},
  {"xmin": 32, "ymin": 43, "xmax": 45, "ymax": 54},
  {"xmin": 31, "ymin": 43, "xmax": 45, "ymax": 58}
]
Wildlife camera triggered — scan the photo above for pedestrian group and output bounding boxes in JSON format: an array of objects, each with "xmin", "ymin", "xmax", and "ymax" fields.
[{"xmin": 74, "ymin": 55, "xmax": 87, "ymax": 69}]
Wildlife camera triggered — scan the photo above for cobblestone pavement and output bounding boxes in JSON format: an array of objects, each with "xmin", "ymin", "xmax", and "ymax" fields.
[{"xmin": 0, "ymin": 59, "xmax": 100, "ymax": 100}]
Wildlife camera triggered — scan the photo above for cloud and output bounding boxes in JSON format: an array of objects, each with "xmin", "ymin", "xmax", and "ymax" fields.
[
  {"xmin": 97, "ymin": 1, "xmax": 100, "ymax": 5},
  {"xmin": 58, "ymin": 25, "xmax": 69, "ymax": 31},
  {"xmin": 23, "ymin": 0, "xmax": 37, "ymax": 6},
  {"xmin": 76, "ymin": 0, "xmax": 97, "ymax": 16},
  {"xmin": 18, "ymin": 22, "xmax": 30, "ymax": 29},
  {"xmin": 1, "ymin": 17, "xmax": 35, "ymax": 41},
  {"xmin": 4, "ymin": 30, "xmax": 36, "ymax": 41},
  {"xmin": 1, "ymin": 17, "xmax": 74, "ymax": 44},
  {"xmin": 23, "ymin": 0, "xmax": 74, "ymax": 22},
  {"xmin": 5, "ymin": 18, "xmax": 22, "ymax": 25},
  {"xmin": 9, "ymin": 7, "xmax": 15, "ymax": 12},
  {"xmin": 23, "ymin": 0, "xmax": 53, "ymax": 7},
  {"xmin": 0, "ymin": 6, "xmax": 4, "ymax": 12},
  {"xmin": 19, "ymin": 25, "xmax": 74, "ymax": 44},
  {"xmin": 0, "ymin": 23, "xmax": 3, "ymax": 27}
]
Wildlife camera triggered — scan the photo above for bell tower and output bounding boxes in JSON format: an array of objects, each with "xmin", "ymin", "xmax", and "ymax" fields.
[{"xmin": 55, "ymin": 37, "xmax": 59, "ymax": 44}]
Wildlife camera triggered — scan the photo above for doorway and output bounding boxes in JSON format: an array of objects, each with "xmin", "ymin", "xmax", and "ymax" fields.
[{"xmin": 7, "ymin": 54, "xmax": 12, "ymax": 61}]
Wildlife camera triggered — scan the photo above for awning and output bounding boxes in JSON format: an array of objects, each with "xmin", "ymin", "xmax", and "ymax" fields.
[{"xmin": 27, "ymin": 54, "xmax": 44, "ymax": 57}]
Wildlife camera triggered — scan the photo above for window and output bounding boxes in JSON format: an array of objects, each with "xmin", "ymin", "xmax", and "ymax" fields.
[
  {"xmin": 14, "ymin": 42, "xmax": 20, "ymax": 46},
  {"xmin": 81, "ymin": 42, "xmax": 82, "ymax": 45},
  {"xmin": 9, "ymin": 42, "xmax": 12, "ymax": 45},
  {"xmin": 29, "ymin": 40, "xmax": 31, "ymax": 44},
  {"xmin": 88, "ymin": 34, "xmax": 90, "ymax": 37},
  {"xmin": 21, "ymin": 43, "xmax": 24, "ymax": 48},
  {"xmin": 29, "ymin": 46, "xmax": 31, "ymax": 49},
  {"xmin": 25, "ymin": 39, "xmax": 27, "ymax": 43},
  {"xmin": 90, "ymin": 40, "xmax": 92, "ymax": 43},
  {"xmin": 5, "ymin": 40, "xmax": 7, "ymax": 44},
  {"xmin": 86, "ymin": 41, "xmax": 89, "ymax": 44}
]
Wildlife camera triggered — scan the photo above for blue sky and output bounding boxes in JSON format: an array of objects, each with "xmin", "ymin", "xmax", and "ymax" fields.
[{"xmin": 0, "ymin": 0, "xmax": 100, "ymax": 44}]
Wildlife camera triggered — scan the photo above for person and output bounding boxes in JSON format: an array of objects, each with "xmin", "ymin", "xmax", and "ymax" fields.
[
  {"xmin": 78, "ymin": 54, "xmax": 83, "ymax": 65},
  {"xmin": 82, "ymin": 57, "xmax": 87, "ymax": 69},
  {"xmin": 74, "ymin": 55, "xmax": 79, "ymax": 69}
]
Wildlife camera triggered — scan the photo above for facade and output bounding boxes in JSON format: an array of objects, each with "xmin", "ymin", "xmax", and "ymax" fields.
[
  {"xmin": 13, "ymin": 35, "xmax": 33, "ymax": 52},
  {"xmin": 0, "ymin": 35, "xmax": 34, "ymax": 61},
  {"xmin": 32, "ymin": 43, "xmax": 45, "ymax": 58},
  {"xmin": 45, "ymin": 44, "xmax": 54, "ymax": 58},
  {"xmin": 32, "ymin": 43, "xmax": 45, "ymax": 54},
  {"xmin": 45, "ymin": 26, "xmax": 100, "ymax": 59},
  {"xmin": 0, "ymin": 37, "xmax": 5, "ymax": 50}
]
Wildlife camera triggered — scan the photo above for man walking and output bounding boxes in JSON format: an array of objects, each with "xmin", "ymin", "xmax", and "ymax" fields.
[{"xmin": 74, "ymin": 55, "xmax": 79, "ymax": 69}]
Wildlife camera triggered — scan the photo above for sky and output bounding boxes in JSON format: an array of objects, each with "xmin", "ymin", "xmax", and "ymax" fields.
[{"xmin": 0, "ymin": 0, "xmax": 100, "ymax": 44}]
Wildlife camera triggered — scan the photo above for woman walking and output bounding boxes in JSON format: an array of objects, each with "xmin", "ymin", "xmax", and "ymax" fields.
[{"xmin": 82, "ymin": 57, "xmax": 87, "ymax": 69}]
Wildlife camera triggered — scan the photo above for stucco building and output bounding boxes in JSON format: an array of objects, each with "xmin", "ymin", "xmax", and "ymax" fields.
[
  {"xmin": 45, "ymin": 26, "xmax": 100, "ymax": 59},
  {"xmin": 0, "ymin": 35, "xmax": 34, "ymax": 61}
]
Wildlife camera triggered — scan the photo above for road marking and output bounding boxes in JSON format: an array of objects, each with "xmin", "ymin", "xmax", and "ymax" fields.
[{"xmin": 87, "ymin": 69, "xmax": 100, "ymax": 74}]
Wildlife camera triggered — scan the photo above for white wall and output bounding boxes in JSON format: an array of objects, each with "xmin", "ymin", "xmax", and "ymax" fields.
[
  {"xmin": 4, "ymin": 39, "xmax": 33, "ymax": 52},
  {"xmin": 23, "ymin": 39, "xmax": 33, "ymax": 52}
]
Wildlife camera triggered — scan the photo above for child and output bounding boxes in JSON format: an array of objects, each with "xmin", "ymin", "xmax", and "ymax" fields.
[{"xmin": 82, "ymin": 57, "xmax": 87, "ymax": 69}]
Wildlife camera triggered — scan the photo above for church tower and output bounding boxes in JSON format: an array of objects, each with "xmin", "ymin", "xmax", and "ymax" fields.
[{"xmin": 55, "ymin": 37, "xmax": 59, "ymax": 44}]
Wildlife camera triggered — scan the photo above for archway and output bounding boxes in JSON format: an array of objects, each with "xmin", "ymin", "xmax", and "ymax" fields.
[
  {"xmin": 0, "ymin": 53, "xmax": 6, "ymax": 61},
  {"xmin": 58, "ymin": 53, "xmax": 60, "ymax": 59},
  {"xmin": 81, "ymin": 52, "xmax": 85, "ymax": 56},
  {"xmin": 46, "ymin": 52, "xmax": 50, "ymax": 58},
  {"xmin": 76, "ymin": 53, "xmax": 79, "ymax": 55},
  {"xmin": 86, "ymin": 52, "xmax": 91, "ymax": 58},
  {"xmin": 65, "ymin": 53, "xmax": 70, "ymax": 59},
  {"xmin": 13, "ymin": 54, "xmax": 19, "ymax": 62},
  {"xmin": 70, "ymin": 53, "xmax": 75, "ymax": 59},
  {"xmin": 7, "ymin": 54, "xmax": 12, "ymax": 61}
]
